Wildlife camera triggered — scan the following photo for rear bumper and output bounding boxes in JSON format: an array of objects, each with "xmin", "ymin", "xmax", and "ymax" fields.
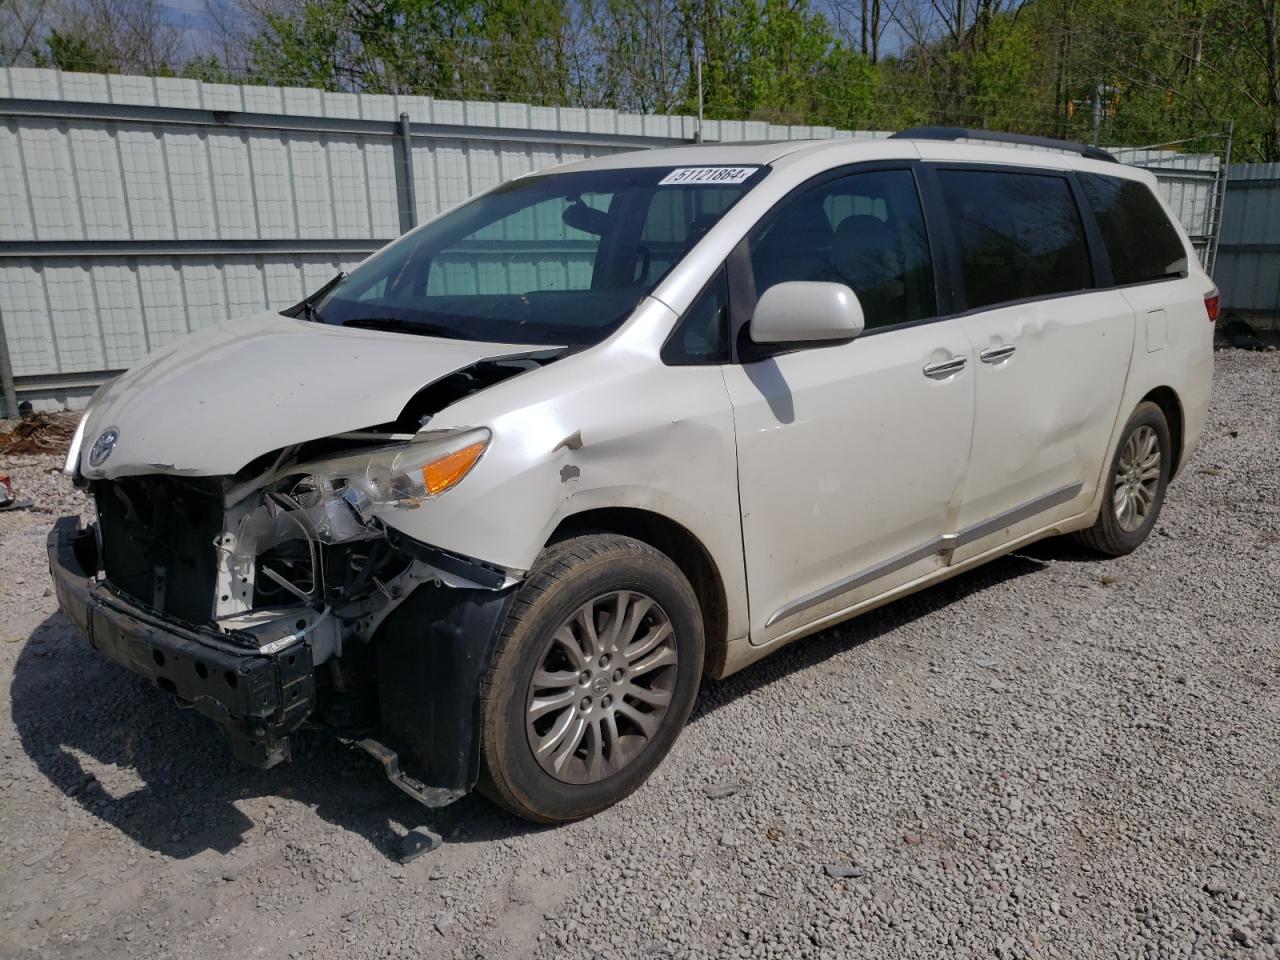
[{"xmin": 47, "ymin": 515, "xmax": 315, "ymax": 767}]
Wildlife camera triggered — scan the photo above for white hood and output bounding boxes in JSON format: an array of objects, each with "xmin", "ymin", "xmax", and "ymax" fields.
[{"xmin": 79, "ymin": 312, "xmax": 544, "ymax": 479}]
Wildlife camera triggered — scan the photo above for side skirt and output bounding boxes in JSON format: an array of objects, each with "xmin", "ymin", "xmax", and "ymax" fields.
[
  {"xmin": 712, "ymin": 507, "xmax": 1094, "ymax": 680},
  {"xmin": 763, "ymin": 483, "xmax": 1083, "ymax": 630}
]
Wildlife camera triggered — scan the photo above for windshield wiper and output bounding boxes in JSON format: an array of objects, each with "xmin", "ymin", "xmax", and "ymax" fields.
[
  {"xmin": 297, "ymin": 300, "xmax": 324, "ymax": 323},
  {"xmin": 341, "ymin": 317, "xmax": 462, "ymax": 340},
  {"xmin": 291, "ymin": 271, "xmax": 346, "ymax": 324}
]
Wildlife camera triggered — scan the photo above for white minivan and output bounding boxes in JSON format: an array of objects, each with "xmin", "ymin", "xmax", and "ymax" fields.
[{"xmin": 51, "ymin": 128, "xmax": 1216, "ymax": 824}]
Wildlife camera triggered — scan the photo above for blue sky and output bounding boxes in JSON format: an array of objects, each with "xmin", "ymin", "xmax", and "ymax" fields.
[{"xmin": 159, "ymin": 0, "xmax": 222, "ymax": 54}]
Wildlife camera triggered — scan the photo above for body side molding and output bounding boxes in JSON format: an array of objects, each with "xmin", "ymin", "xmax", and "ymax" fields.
[{"xmin": 763, "ymin": 482, "xmax": 1085, "ymax": 629}]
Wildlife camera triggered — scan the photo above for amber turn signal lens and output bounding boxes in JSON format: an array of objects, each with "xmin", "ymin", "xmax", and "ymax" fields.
[{"xmin": 420, "ymin": 441, "xmax": 488, "ymax": 496}]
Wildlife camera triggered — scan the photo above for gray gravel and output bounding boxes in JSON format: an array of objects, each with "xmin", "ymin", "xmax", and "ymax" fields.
[{"xmin": 2, "ymin": 349, "xmax": 1278, "ymax": 960}]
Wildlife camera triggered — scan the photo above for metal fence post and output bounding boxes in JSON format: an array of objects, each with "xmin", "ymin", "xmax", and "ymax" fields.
[
  {"xmin": 396, "ymin": 112, "xmax": 418, "ymax": 235},
  {"xmin": 0, "ymin": 304, "xmax": 19, "ymax": 420}
]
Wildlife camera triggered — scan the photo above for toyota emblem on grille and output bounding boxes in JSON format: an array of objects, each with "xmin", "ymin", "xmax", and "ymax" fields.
[{"xmin": 89, "ymin": 428, "xmax": 119, "ymax": 467}]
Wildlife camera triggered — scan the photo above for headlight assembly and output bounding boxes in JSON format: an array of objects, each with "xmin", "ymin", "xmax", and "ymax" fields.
[
  {"xmin": 308, "ymin": 427, "xmax": 492, "ymax": 521},
  {"xmin": 364, "ymin": 428, "xmax": 491, "ymax": 507}
]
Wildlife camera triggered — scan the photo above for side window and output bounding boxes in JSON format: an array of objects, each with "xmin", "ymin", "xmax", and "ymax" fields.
[
  {"xmin": 1078, "ymin": 173, "xmax": 1188, "ymax": 285},
  {"xmin": 748, "ymin": 169, "xmax": 936, "ymax": 330},
  {"xmin": 937, "ymin": 170, "xmax": 1092, "ymax": 310},
  {"xmin": 662, "ymin": 268, "xmax": 730, "ymax": 365}
]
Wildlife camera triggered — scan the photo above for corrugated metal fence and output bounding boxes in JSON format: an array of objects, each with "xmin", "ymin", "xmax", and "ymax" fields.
[
  {"xmin": 0, "ymin": 67, "xmax": 1226, "ymax": 410},
  {"xmin": 1217, "ymin": 163, "xmax": 1280, "ymax": 317}
]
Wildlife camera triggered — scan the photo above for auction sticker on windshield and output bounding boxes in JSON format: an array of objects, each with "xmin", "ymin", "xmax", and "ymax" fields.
[{"xmin": 658, "ymin": 166, "xmax": 759, "ymax": 186}]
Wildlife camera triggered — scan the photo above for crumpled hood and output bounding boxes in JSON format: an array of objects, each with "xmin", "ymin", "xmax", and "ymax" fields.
[{"xmin": 79, "ymin": 311, "xmax": 543, "ymax": 479}]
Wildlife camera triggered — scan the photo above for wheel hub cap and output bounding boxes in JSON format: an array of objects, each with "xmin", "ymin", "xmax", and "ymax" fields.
[
  {"xmin": 1113, "ymin": 424, "xmax": 1161, "ymax": 533},
  {"xmin": 525, "ymin": 590, "xmax": 677, "ymax": 785}
]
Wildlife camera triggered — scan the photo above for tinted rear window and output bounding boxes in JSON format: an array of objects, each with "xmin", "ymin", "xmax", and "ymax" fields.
[
  {"xmin": 1078, "ymin": 173, "xmax": 1188, "ymax": 285},
  {"xmin": 938, "ymin": 170, "xmax": 1092, "ymax": 310}
]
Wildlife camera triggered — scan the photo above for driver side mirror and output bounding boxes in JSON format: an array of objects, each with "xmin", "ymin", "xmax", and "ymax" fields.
[{"xmin": 749, "ymin": 281, "xmax": 865, "ymax": 345}]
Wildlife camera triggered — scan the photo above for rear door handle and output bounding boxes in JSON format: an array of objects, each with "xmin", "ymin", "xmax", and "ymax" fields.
[
  {"xmin": 979, "ymin": 344, "xmax": 1017, "ymax": 364},
  {"xmin": 922, "ymin": 356, "xmax": 967, "ymax": 379}
]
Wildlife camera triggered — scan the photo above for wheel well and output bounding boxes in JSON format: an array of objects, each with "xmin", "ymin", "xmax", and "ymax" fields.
[
  {"xmin": 548, "ymin": 508, "xmax": 729, "ymax": 660},
  {"xmin": 1141, "ymin": 386, "xmax": 1185, "ymax": 476}
]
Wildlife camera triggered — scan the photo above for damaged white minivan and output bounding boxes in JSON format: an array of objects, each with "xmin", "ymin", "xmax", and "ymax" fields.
[{"xmin": 51, "ymin": 128, "xmax": 1216, "ymax": 823}]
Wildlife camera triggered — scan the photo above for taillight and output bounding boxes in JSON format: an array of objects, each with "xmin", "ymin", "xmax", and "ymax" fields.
[{"xmin": 1204, "ymin": 290, "xmax": 1221, "ymax": 322}]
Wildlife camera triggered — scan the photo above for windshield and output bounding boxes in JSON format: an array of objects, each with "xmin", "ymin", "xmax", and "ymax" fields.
[{"xmin": 310, "ymin": 165, "xmax": 768, "ymax": 347}]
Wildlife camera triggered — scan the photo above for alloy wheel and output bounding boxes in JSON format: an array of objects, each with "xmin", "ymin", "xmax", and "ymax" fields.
[
  {"xmin": 1113, "ymin": 424, "xmax": 1161, "ymax": 532},
  {"xmin": 525, "ymin": 590, "xmax": 678, "ymax": 784}
]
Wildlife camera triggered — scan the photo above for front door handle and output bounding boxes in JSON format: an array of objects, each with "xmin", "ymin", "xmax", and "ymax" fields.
[
  {"xmin": 980, "ymin": 344, "xmax": 1017, "ymax": 364},
  {"xmin": 923, "ymin": 356, "xmax": 967, "ymax": 379}
]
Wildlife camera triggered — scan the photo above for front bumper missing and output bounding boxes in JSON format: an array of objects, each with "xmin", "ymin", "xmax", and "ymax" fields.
[{"xmin": 47, "ymin": 515, "xmax": 315, "ymax": 768}]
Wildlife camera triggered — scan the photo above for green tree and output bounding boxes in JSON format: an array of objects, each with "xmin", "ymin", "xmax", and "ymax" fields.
[
  {"xmin": 248, "ymin": 0, "xmax": 572, "ymax": 101},
  {"xmin": 33, "ymin": 28, "xmax": 111, "ymax": 72}
]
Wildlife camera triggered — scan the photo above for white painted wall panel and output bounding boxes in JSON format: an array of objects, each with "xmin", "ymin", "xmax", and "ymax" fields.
[
  {"xmin": 136, "ymin": 261, "xmax": 190, "ymax": 348},
  {"xmin": 207, "ymin": 132, "xmax": 258, "ymax": 238},
  {"xmin": 497, "ymin": 144, "xmax": 533, "ymax": 182},
  {"xmin": 300, "ymin": 259, "xmax": 344, "ymax": 295},
  {"xmin": 262, "ymin": 260, "xmax": 306, "ymax": 307},
  {"xmin": 0, "ymin": 263, "xmax": 58, "ymax": 375},
  {"xmin": 117, "ymin": 127, "xmax": 174, "ymax": 239},
  {"xmin": 91, "ymin": 260, "xmax": 149, "ymax": 364},
  {"xmin": 223, "ymin": 258, "xmax": 268, "ymax": 315},
  {"xmin": 411, "ymin": 139, "xmax": 440, "ymax": 224},
  {"xmin": 433, "ymin": 100, "xmax": 466, "ymax": 125},
  {"xmin": 20, "ymin": 121, "xmax": 83, "ymax": 238},
  {"xmin": 434, "ymin": 140, "xmax": 471, "ymax": 209},
  {"xmin": 397, "ymin": 96, "xmax": 433, "ymax": 124},
  {"xmin": 288, "ymin": 137, "xmax": 334, "ymax": 238},
  {"xmin": 59, "ymin": 72, "xmax": 109, "ymax": 102},
  {"xmin": 364, "ymin": 140, "xmax": 401, "ymax": 236},
  {"xmin": 182, "ymin": 262, "xmax": 228, "ymax": 330},
  {"xmin": 328, "ymin": 136, "xmax": 374, "ymax": 237},
  {"xmin": 8, "ymin": 67, "xmax": 60, "ymax": 99},
  {"xmin": 202, "ymin": 83, "xmax": 244, "ymax": 112},
  {"xmin": 155, "ymin": 77, "xmax": 200, "ymax": 109},
  {"xmin": 67, "ymin": 125, "xmax": 127, "ymax": 238},
  {"xmin": 43, "ymin": 262, "xmax": 105, "ymax": 372},
  {"xmin": 165, "ymin": 129, "xmax": 218, "ymax": 238},
  {"xmin": 322, "ymin": 91, "xmax": 361, "ymax": 120},
  {"xmin": 108, "ymin": 74, "xmax": 156, "ymax": 106},
  {"xmin": 466, "ymin": 101, "xmax": 498, "ymax": 127},
  {"xmin": 247, "ymin": 133, "xmax": 296, "ymax": 238},
  {"xmin": 467, "ymin": 144, "xmax": 501, "ymax": 197},
  {"xmin": 282, "ymin": 87, "xmax": 323, "ymax": 116},
  {"xmin": 241, "ymin": 84, "xmax": 283, "ymax": 114},
  {"xmin": 361, "ymin": 94, "xmax": 396, "ymax": 121},
  {"xmin": 0, "ymin": 122, "xmax": 35, "ymax": 240}
]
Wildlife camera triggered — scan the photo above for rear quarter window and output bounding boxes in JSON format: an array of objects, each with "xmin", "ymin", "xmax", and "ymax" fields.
[
  {"xmin": 937, "ymin": 169, "xmax": 1092, "ymax": 310},
  {"xmin": 1077, "ymin": 173, "xmax": 1189, "ymax": 285}
]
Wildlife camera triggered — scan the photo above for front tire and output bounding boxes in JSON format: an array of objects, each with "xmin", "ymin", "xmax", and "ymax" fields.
[
  {"xmin": 1075, "ymin": 401, "xmax": 1171, "ymax": 556},
  {"xmin": 478, "ymin": 534, "xmax": 704, "ymax": 823}
]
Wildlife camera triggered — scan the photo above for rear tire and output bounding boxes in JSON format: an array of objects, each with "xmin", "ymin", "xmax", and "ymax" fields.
[
  {"xmin": 477, "ymin": 534, "xmax": 703, "ymax": 824},
  {"xmin": 1075, "ymin": 401, "xmax": 1171, "ymax": 557}
]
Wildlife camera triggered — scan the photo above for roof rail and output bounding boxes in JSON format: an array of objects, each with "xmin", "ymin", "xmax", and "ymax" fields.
[{"xmin": 890, "ymin": 126, "xmax": 1118, "ymax": 164}]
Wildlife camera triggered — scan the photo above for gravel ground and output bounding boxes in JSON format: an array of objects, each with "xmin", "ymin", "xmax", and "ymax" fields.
[{"xmin": 2, "ymin": 349, "xmax": 1278, "ymax": 960}]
